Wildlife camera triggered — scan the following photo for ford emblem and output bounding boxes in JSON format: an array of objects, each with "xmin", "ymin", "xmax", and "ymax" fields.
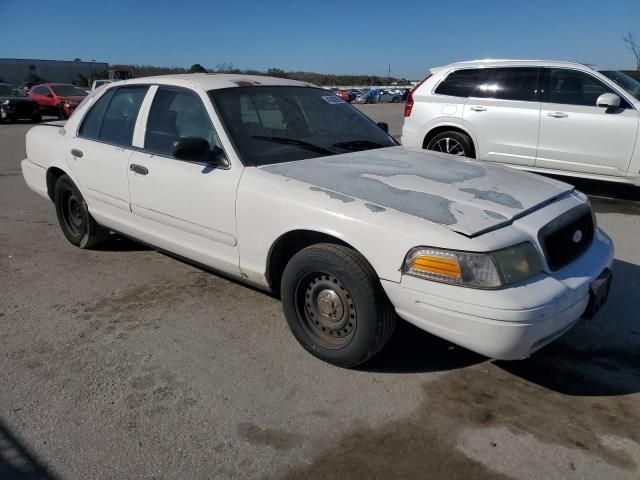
[{"xmin": 572, "ymin": 230, "xmax": 583, "ymax": 243}]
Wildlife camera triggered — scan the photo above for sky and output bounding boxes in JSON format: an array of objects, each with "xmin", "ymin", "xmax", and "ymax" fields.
[{"xmin": 0, "ymin": 0, "xmax": 638, "ymax": 79}]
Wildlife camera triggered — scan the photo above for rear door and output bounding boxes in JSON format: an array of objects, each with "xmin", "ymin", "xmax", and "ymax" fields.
[
  {"xmin": 463, "ymin": 67, "xmax": 541, "ymax": 167},
  {"xmin": 536, "ymin": 68, "xmax": 639, "ymax": 176},
  {"xmin": 68, "ymin": 85, "xmax": 148, "ymax": 234},
  {"xmin": 127, "ymin": 85, "xmax": 242, "ymax": 274}
]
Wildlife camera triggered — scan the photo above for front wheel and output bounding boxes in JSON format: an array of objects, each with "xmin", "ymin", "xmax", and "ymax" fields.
[
  {"xmin": 54, "ymin": 174, "xmax": 108, "ymax": 249},
  {"xmin": 425, "ymin": 131, "xmax": 474, "ymax": 158},
  {"xmin": 281, "ymin": 243, "xmax": 396, "ymax": 367}
]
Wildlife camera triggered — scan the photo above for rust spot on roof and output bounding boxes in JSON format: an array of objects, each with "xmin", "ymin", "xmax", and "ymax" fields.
[{"xmin": 234, "ymin": 80, "xmax": 262, "ymax": 87}]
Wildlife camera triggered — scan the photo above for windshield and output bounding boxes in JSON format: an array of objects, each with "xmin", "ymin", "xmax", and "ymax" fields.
[
  {"xmin": 209, "ymin": 86, "xmax": 397, "ymax": 166},
  {"xmin": 599, "ymin": 71, "xmax": 640, "ymax": 101},
  {"xmin": 0, "ymin": 85, "xmax": 26, "ymax": 96},
  {"xmin": 50, "ymin": 85, "xmax": 88, "ymax": 97}
]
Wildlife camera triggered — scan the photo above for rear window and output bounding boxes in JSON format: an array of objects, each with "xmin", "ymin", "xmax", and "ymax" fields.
[
  {"xmin": 474, "ymin": 68, "xmax": 540, "ymax": 101},
  {"xmin": 434, "ymin": 69, "xmax": 485, "ymax": 97}
]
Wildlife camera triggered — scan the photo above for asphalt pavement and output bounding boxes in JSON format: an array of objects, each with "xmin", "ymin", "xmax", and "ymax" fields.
[{"xmin": 1, "ymin": 105, "xmax": 639, "ymax": 479}]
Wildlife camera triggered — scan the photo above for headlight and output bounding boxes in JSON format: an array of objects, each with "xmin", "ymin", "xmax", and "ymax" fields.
[
  {"xmin": 403, "ymin": 243, "xmax": 543, "ymax": 289},
  {"xmin": 1, "ymin": 99, "xmax": 10, "ymax": 106}
]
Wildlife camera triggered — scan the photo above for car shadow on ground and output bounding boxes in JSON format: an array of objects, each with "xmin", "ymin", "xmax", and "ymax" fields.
[
  {"xmin": 94, "ymin": 234, "xmax": 151, "ymax": 252},
  {"xmin": 542, "ymin": 174, "xmax": 640, "ymax": 204},
  {"xmin": 362, "ymin": 259, "xmax": 640, "ymax": 398},
  {"xmin": 359, "ymin": 320, "xmax": 485, "ymax": 374},
  {"xmin": 498, "ymin": 258, "xmax": 640, "ymax": 397},
  {"xmin": 0, "ymin": 418, "xmax": 59, "ymax": 480}
]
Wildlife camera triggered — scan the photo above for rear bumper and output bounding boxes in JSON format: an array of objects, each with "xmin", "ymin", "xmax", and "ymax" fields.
[
  {"xmin": 382, "ymin": 229, "xmax": 614, "ymax": 360},
  {"xmin": 21, "ymin": 159, "xmax": 49, "ymax": 200}
]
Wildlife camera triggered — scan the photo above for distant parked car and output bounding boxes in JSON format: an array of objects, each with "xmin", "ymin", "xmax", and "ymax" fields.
[
  {"xmin": 401, "ymin": 88, "xmax": 410, "ymax": 101},
  {"xmin": 91, "ymin": 79, "xmax": 114, "ymax": 90},
  {"xmin": 402, "ymin": 59, "xmax": 640, "ymax": 186},
  {"xmin": 377, "ymin": 90, "xmax": 402, "ymax": 103},
  {"xmin": 348, "ymin": 89, "xmax": 361, "ymax": 101},
  {"xmin": 355, "ymin": 89, "xmax": 379, "ymax": 104},
  {"xmin": 29, "ymin": 83, "xmax": 88, "ymax": 119},
  {"xmin": 0, "ymin": 83, "xmax": 41, "ymax": 123},
  {"xmin": 335, "ymin": 90, "xmax": 351, "ymax": 102}
]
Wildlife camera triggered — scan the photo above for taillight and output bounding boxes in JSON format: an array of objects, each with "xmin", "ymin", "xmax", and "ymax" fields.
[{"xmin": 404, "ymin": 74, "xmax": 432, "ymax": 117}]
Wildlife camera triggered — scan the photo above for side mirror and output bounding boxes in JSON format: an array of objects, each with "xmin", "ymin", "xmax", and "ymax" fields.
[
  {"xmin": 172, "ymin": 137, "xmax": 228, "ymax": 167},
  {"xmin": 377, "ymin": 122, "xmax": 389, "ymax": 133},
  {"xmin": 45, "ymin": 93, "xmax": 53, "ymax": 98},
  {"xmin": 596, "ymin": 93, "xmax": 621, "ymax": 109}
]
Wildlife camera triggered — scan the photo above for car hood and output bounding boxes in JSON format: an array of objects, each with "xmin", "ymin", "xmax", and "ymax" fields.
[{"xmin": 261, "ymin": 146, "xmax": 573, "ymax": 237}]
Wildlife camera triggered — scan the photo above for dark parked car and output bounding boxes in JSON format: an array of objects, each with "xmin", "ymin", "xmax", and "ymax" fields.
[
  {"xmin": 0, "ymin": 83, "xmax": 41, "ymax": 123},
  {"xmin": 29, "ymin": 83, "xmax": 88, "ymax": 119}
]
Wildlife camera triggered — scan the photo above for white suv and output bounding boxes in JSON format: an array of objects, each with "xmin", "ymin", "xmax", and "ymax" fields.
[{"xmin": 402, "ymin": 60, "xmax": 640, "ymax": 186}]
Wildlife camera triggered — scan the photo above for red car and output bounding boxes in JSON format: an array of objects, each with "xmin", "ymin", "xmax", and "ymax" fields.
[
  {"xmin": 335, "ymin": 90, "xmax": 351, "ymax": 102},
  {"xmin": 29, "ymin": 83, "xmax": 88, "ymax": 119}
]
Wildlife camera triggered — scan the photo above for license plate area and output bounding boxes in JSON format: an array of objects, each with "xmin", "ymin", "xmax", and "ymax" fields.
[{"xmin": 582, "ymin": 268, "xmax": 612, "ymax": 320}]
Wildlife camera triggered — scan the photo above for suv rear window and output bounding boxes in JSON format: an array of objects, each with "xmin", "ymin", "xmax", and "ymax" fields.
[
  {"xmin": 474, "ymin": 68, "xmax": 540, "ymax": 102},
  {"xmin": 434, "ymin": 69, "xmax": 485, "ymax": 97}
]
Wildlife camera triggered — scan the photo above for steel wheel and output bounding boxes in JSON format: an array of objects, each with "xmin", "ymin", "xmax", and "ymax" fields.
[
  {"xmin": 296, "ymin": 272, "xmax": 357, "ymax": 349},
  {"xmin": 60, "ymin": 189, "xmax": 84, "ymax": 236}
]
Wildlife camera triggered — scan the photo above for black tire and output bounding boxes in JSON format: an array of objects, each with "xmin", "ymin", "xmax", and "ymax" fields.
[
  {"xmin": 31, "ymin": 113, "xmax": 42, "ymax": 123},
  {"xmin": 57, "ymin": 107, "xmax": 68, "ymax": 120},
  {"xmin": 54, "ymin": 174, "xmax": 108, "ymax": 249},
  {"xmin": 391, "ymin": 97, "xmax": 399, "ymax": 103},
  {"xmin": 425, "ymin": 131, "xmax": 475, "ymax": 158},
  {"xmin": 281, "ymin": 243, "xmax": 396, "ymax": 367}
]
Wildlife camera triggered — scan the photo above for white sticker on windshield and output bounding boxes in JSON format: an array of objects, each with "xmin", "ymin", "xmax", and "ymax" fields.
[{"xmin": 322, "ymin": 95, "xmax": 345, "ymax": 104}]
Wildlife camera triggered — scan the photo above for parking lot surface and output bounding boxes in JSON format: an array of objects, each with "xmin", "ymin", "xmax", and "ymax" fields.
[{"xmin": 1, "ymin": 105, "xmax": 640, "ymax": 479}]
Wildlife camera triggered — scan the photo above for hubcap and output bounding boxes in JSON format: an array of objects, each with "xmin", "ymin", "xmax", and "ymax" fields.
[
  {"xmin": 430, "ymin": 137, "xmax": 465, "ymax": 156},
  {"xmin": 297, "ymin": 273, "xmax": 356, "ymax": 349}
]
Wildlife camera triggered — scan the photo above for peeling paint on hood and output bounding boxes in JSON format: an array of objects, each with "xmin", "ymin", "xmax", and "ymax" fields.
[{"xmin": 261, "ymin": 147, "xmax": 573, "ymax": 236}]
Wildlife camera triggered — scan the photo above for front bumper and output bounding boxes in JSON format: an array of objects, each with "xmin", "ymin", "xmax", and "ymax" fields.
[{"xmin": 382, "ymin": 229, "xmax": 614, "ymax": 360}]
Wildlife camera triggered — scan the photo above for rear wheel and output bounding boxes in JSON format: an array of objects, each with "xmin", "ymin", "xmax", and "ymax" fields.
[
  {"xmin": 31, "ymin": 113, "xmax": 42, "ymax": 123},
  {"xmin": 426, "ymin": 131, "xmax": 474, "ymax": 158},
  {"xmin": 54, "ymin": 174, "xmax": 108, "ymax": 249},
  {"xmin": 281, "ymin": 243, "xmax": 396, "ymax": 367},
  {"xmin": 391, "ymin": 97, "xmax": 399, "ymax": 103}
]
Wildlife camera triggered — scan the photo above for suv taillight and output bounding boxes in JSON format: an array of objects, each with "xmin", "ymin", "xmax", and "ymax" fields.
[{"xmin": 404, "ymin": 74, "xmax": 432, "ymax": 117}]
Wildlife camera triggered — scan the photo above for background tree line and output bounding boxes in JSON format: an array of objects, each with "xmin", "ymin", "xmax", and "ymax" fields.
[{"xmin": 109, "ymin": 62, "xmax": 412, "ymax": 86}]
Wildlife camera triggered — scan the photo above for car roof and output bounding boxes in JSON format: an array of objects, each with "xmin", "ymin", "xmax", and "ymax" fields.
[
  {"xmin": 115, "ymin": 73, "xmax": 315, "ymax": 91},
  {"xmin": 430, "ymin": 59, "xmax": 598, "ymax": 73}
]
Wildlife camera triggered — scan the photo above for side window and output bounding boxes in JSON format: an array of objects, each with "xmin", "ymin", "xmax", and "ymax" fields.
[
  {"xmin": 145, "ymin": 87, "xmax": 217, "ymax": 156},
  {"xmin": 98, "ymin": 86, "xmax": 147, "ymax": 146},
  {"xmin": 32, "ymin": 86, "xmax": 48, "ymax": 96},
  {"xmin": 546, "ymin": 69, "xmax": 617, "ymax": 107},
  {"xmin": 474, "ymin": 68, "xmax": 539, "ymax": 101},
  {"xmin": 78, "ymin": 88, "xmax": 116, "ymax": 139},
  {"xmin": 434, "ymin": 69, "xmax": 485, "ymax": 97}
]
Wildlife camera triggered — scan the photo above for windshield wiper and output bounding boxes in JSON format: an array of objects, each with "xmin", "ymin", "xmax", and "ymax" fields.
[
  {"xmin": 251, "ymin": 135, "xmax": 336, "ymax": 155},
  {"xmin": 332, "ymin": 140, "xmax": 386, "ymax": 151}
]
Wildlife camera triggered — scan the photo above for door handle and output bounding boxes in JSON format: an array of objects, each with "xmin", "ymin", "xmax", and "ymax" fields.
[
  {"xmin": 469, "ymin": 106, "xmax": 487, "ymax": 111},
  {"xmin": 129, "ymin": 164, "xmax": 149, "ymax": 175},
  {"xmin": 547, "ymin": 112, "xmax": 568, "ymax": 118},
  {"xmin": 70, "ymin": 149, "xmax": 83, "ymax": 158}
]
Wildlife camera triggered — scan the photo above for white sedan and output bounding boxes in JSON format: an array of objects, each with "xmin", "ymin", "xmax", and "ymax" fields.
[{"xmin": 21, "ymin": 73, "xmax": 613, "ymax": 367}]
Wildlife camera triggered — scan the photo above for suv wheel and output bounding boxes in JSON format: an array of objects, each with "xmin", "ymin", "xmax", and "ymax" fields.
[
  {"xmin": 281, "ymin": 243, "xmax": 396, "ymax": 367},
  {"xmin": 426, "ymin": 131, "xmax": 474, "ymax": 158}
]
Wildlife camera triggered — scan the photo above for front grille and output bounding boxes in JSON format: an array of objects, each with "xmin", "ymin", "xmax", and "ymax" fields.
[{"xmin": 539, "ymin": 205, "xmax": 594, "ymax": 271}]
